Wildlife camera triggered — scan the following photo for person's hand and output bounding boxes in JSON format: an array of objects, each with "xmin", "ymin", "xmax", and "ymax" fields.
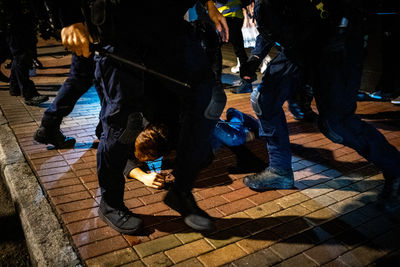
[
  {"xmin": 206, "ymin": 1, "xmax": 229, "ymax": 42},
  {"xmin": 138, "ymin": 172, "xmax": 166, "ymax": 189},
  {"xmin": 61, "ymin": 22, "xmax": 93, "ymax": 58}
]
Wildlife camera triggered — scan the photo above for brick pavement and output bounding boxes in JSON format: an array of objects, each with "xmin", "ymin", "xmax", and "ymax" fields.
[{"xmin": 0, "ymin": 39, "xmax": 400, "ymax": 266}]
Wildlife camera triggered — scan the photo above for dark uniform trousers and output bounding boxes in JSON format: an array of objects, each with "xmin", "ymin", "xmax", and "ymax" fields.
[
  {"xmin": 252, "ymin": 23, "xmax": 400, "ymax": 178},
  {"xmin": 6, "ymin": 12, "xmax": 38, "ymax": 98},
  {"xmin": 41, "ymin": 54, "xmax": 96, "ymax": 130},
  {"xmin": 226, "ymin": 17, "xmax": 248, "ymax": 66},
  {"xmin": 95, "ymin": 27, "xmax": 217, "ymax": 208}
]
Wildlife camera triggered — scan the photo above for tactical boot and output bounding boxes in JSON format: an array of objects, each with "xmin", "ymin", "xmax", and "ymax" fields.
[
  {"xmin": 288, "ymin": 101, "xmax": 317, "ymax": 122},
  {"xmin": 243, "ymin": 167, "xmax": 294, "ymax": 190},
  {"xmin": 25, "ymin": 95, "xmax": 49, "ymax": 106},
  {"xmin": 378, "ymin": 176, "xmax": 400, "ymax": 212},
  {"xmin": 288, "ymin": 85, "xmax": 317, "ymax": 122},
  {"xmin": 34, "ymin": 126, "xmax": 76, "ymax": 148},
  {"xmin": 98, "ymin": 199, "xmax": 143, "ymax": 235},
  {"xmin": 164, "ymin": 186, "xmax": 214, "ymax": 231}
]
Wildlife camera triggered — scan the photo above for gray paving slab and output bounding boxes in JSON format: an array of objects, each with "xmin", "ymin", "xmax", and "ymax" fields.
[{"xmin": 0, "ymin": 109, "xmax": 81, "ymax": 266}]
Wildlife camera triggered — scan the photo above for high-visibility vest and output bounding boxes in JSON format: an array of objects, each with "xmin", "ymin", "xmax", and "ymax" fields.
[{"xmin": 215, "ymin": 0, "xmax": 244, "ymax": 19}]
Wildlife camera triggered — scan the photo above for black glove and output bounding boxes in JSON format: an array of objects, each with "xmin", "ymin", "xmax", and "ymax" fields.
[{"xmin": 240, "ymin": 55, "xmax": 261, "ymax": 80}]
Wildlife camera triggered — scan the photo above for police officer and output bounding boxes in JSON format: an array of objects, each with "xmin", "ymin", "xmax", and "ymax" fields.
[
  {"xmin": 2, "ymin": 0, "xmax": 48, "ymax": 105},
  {"xmin": 243, "ymin": 0, "xmax": 400, "ymax": 211},
  {"xmin": 54, "ymin": 0, "xmax": 228, "ymax": 234},
  {"xmin": 33, "ymin": 0, "xmax": 102, "ymax": 149}
]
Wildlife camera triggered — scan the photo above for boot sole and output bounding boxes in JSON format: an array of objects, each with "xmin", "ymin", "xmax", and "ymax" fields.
[
  {"xmin": 98, "ymin": 208, "xmax": 143, "ymax": 235},
  {"xmin": 34, "ymin": 134, "xmax": 76, "ymax": 149},
  {"xmin": 184, "ymin": 216, "xmax": 215, "ymax": 232},
  {"xmin": 244, "ymin": 179, "xmax": 294, "ymax": 191}
]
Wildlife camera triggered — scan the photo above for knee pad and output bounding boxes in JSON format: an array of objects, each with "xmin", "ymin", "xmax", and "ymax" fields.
[
  {"xmin": 318, "ymin": 118, "xmax": 344, "ymax": 144},
  {"xmin": 204, "ymin": 86, "xmax": 227, "ymax": 120}
]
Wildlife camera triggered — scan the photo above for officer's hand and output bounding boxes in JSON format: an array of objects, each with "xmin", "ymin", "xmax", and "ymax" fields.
[
  {"xmin": 240, "ymin": 55, "xmax": 261, "ymax": 79},
  {"xmin": 61, "ymin": 22, "xmax": 93, "ymax": 58},
  {"xmin": 206, "ymin": 1, "xmax": 229, "ymax": 42}
]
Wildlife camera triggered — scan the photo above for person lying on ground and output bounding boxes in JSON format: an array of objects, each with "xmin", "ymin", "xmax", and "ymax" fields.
[{"xmin": 122, "ymin": 108, "xmax": 261, "ymax": 189}]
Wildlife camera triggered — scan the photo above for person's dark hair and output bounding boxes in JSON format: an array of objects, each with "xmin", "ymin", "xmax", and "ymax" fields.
[{"xmin": 134, "ymin": 124, "xmax": 169, "ymax": 162}]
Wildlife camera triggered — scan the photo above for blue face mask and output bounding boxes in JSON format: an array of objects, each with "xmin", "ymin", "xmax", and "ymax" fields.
[{"xmin": 145, "ymin": 157, "xmax": 163, "ymax": 173}]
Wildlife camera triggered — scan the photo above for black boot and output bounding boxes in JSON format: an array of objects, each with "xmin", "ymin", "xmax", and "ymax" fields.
[
  {"xmin": 164, "ymin": 186, "xmax": 214, "ymax": 231},
  {"xmin": 34, "ymin": 126, "xmax": 76, "ymax": 148},
  {"xmin": 24, "ymin": 94, "xmax": 49, "ymax": 106},
  {"xmin": 98, "ymin": 198, "xmax": 143, "ymax": 235},
  {"xmin": 288, "ymin": 84, "xmax": 317, "ymax": 122}
]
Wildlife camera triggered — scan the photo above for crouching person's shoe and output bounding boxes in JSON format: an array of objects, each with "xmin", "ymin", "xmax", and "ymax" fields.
[
  {"xmin": 164, "ymin": 186, "xmax": 214, "ymax": 232},
  {"xmin": 98, "ymin": 199, "xmax": 143, "ymax": 235},
  {"xmin": 243, "ymin": 167, "xmax": 294, "ymax": 191},
  {"xmin": 378, "ymin": 176, "xmax": 400, "ymax": 212},
  {"xmin": 34, "ymin": 126, "xmax": 76, "ymax": 148}
]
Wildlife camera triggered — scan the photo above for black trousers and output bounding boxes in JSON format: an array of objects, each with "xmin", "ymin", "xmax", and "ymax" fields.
[
  {"xmin": 6, "ymin": 13, "xmax": 38, "ymax": 99},
  {"xmin": 226, "ymin": 17, "xmax": 248, "ymax": 66},
  {"xmin": 41, "ymin": 54, "xmax": 95, "ymax": 130}
]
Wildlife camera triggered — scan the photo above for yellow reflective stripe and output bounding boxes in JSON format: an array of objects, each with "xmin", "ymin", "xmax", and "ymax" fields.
[
  {"xmin": 217, "ymin": 6, "xmax": 231, "ymax": 13},
  {"xmin": 223, "ymin": 10, "xmax": 244, "ymax": 18},
  {"xmin": 216, "ymin": 0, "xmax": 244, "ymax": 19},
  {"xmin": 316, "ymin": 2, "xmax": 324, "ymax": 12},
  {"xmin": 310, "ymin": 0, "xmax": 328, "ymax": 19}
]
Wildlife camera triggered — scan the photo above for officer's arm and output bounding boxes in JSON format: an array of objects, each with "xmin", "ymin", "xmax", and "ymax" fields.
[{"xmin": 205, "ymin": 0, "xmax": 229, "ymax": 42}]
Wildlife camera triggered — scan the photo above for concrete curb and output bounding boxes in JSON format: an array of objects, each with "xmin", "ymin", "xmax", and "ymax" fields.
[{"xmin": 0, "ymin": 110, "xmax": 81, "ymax": 267}]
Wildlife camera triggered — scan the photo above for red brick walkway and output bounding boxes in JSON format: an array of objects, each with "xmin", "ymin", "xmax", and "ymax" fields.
[{"xmin": 1, "ymin": 40, "xmax": 400, "ymax": 266}]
